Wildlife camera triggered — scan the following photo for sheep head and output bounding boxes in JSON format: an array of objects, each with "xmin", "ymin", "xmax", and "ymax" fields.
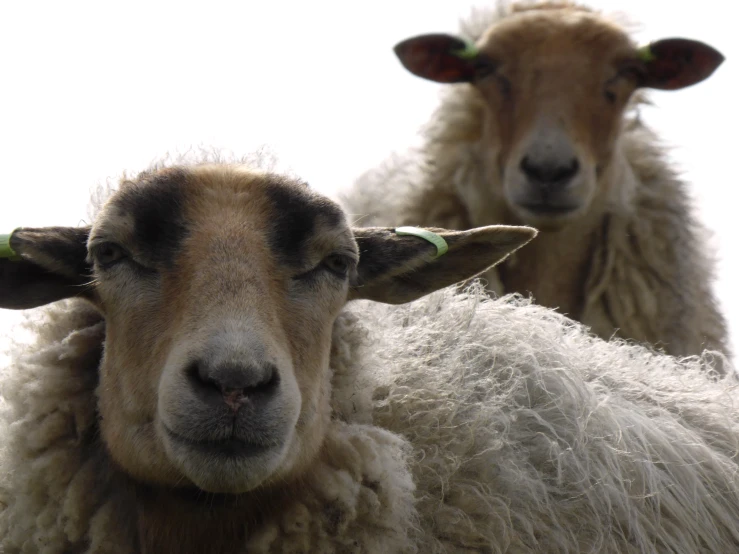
[
  {"xmin": 0, "ymin": 163, "xmax": 536, "ymax": 494},
  {"xmin": 394, "ymin": 5, "xmax": 724, "ymax": 230}
]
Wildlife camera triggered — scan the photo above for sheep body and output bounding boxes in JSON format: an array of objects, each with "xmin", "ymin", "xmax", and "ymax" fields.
[
  {"xmin": 3, "ymin": 283, "xmax": 739, "ymax": 552},
  {"xmin": 342, "ymin": 287, "xmax": 739, "ymax": 552}
]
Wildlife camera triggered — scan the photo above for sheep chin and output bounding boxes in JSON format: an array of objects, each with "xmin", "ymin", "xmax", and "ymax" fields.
[{"xmin": 161, "ymin": 427, "xmax": 294, "ymax": 494}]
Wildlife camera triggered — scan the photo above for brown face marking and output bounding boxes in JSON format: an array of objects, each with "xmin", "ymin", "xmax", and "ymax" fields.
[
  {"xmin": 110, "ymin": 167, "xmax": 190, "ymax": 269},
  {"xmin": 263, "ymin": 176, "xmax": 346, "ymax": 268},
  {"xmin": 0, "ymin": 159, "xmax": 537, "ymax": 507}
]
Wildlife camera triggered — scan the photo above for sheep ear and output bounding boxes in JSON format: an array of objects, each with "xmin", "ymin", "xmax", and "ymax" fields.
[
  {"xmin": 0, "ymin": 227, "xmax": 92, "ymax": 310},
  {"xmin": 349, "ymin": 225, "xmax": 537, "ymax": 304},
  {"xmin": 639, "ymin": 38, "xmax": 725, "ymax": 90},
  {"xmin": 393, "ymin": 33, "xmax": 481, "ymax": 83}
]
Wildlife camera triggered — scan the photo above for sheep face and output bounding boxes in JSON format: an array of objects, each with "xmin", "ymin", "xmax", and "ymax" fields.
[
  {"xmin": 89, "ymin": 166, "xmax": 357, "ymax": 493},
  {"xmin": 393, "ymin": 5, "xmax": 724, "ymax": 231},
  {"xmin": 1, "ymin": 163, "xmax": 537, "ymax": 494},
  {"xmin": 472, "ymin": 9, "xmax": 637, "ymax": 230}
]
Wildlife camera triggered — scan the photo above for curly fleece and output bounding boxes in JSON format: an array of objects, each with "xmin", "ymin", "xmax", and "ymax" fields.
[
  {"xmin": 0, "ymin": 301, "xmax": 416, "ymax": 553},
  {"xmin": 3, "ymin": 282, "xmax": 739, "ymax": 552}
]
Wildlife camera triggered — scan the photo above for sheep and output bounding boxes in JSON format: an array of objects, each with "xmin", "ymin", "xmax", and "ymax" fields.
[
  {"xmin": 3, "ymin": 158, "xmax": 739, "ymax": 554},
  {"xmin": 342, "ymin": 1, "xmax": 731, "ymax": 370},
  {"xmin": 0, "ymin": 156, "xmax": 536, "ymax": 553},
  {"xmin": 337, "ymin": 287, "xmax": 739, "ymax": 553}
]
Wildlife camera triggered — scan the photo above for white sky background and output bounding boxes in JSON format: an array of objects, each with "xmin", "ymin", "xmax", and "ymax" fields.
[{"xmin": 0, "ymin": 1, "xmax": 736, "ymax": 355}]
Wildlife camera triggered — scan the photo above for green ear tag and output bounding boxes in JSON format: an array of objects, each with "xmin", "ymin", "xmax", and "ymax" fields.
[
  {"xmin": 0, "ymin": 234, "xmax": 21, "ymax": 261},
  {"xmin": 638, "ymin": 44, "xmax": 656, "ymax": 63},
  {"xmin": 451, "ymin": 41, "xmax": 479, "ymax": 60},
  {"xmin": 395, "ymin": 226, "xmax": 449, "ymax": 259}
]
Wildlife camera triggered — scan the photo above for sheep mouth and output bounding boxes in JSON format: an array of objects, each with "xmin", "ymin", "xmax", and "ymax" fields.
[
  {"xmin": 164, "ymin": 426, "xmax": 273, "ymax": 458},
  {"xmin": 516, "ymin": 202, "xmax": 580, "ymax": 215}
]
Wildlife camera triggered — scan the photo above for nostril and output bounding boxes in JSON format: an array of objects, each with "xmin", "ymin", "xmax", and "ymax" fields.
[
  {"xmin": 219, "ymin": 368, "xmax": 280, "ymax": 412},
  {"xmin": 520, "ymin": 156, "xmax": 580, "ymax": 186},
  {"xmin": 520, "ymin": 155, "xmax": 537, "ymax": 178},
  {"xmin": 558, "ymin": 158, "xmax": 579, "ymax": 181},
  {"xmin": 186, "ymin": 360, "xmax": 280, "ymax": 411},
  {"xmin": 186, "ymin": 360, "xmax": 220, "ymax": 391},
  {"xmin": 241, "ymin": 364, "xmax": 280, "ymax": 397}
]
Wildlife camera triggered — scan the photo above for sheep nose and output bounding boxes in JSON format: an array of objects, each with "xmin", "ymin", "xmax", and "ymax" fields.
[
  {"xmin": 188, "ymin": 361, "xmax": 280, "ymax": 412},
  {"xmin": 520, "ymin": 155, "xmax": 580, "ymax": 189}
]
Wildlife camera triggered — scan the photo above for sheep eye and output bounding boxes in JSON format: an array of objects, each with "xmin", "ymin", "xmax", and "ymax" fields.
[
  {"xmin": 607, "ymin": 64, "xmax": 645, "ymax": 94},
  {"xmin": 322, "ymin": 254, "xmax": 351, "ymax": 278},
  {"xmin": 496, "ymin": 74, "xmax": 512, "ymax": 98},
  {"xmin": 92, "ymin": 242, "xmax": 127, "ymax": 268},
  {"xmin": 475, "ymin": 62, "xmax": 498, "ymax": 80}
]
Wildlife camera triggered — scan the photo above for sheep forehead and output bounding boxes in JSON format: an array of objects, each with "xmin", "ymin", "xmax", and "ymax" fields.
[
  {"xmin": 93, "ymin": 164, "xmax": 354, "ymax": 271},
  {"xmin": 480, "ymin": 6, "xmax": 634, "ymax": 67}
]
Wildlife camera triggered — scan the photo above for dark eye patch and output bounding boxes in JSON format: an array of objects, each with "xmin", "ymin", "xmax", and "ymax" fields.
[
  {"xmin": 495, "ymin": 74, "xmax": 512, "ymax": 98},
  {"xmin": 264, "ymin": 176, "xmax": 345, "ymax": 268},
  {"xmin": 472, "ymin": 58, "xmax": 512, "ymax": 99},
  {"xmin": 112, "ymin": 168, "xmax": 190, "ymax": 269},
  {"xmin": 474, "ymin": 59, "xmax": 499, "ymax": 80},
  {"xmin": 603, "ymin": 68, "xmax": 639, "ymax": 104}
]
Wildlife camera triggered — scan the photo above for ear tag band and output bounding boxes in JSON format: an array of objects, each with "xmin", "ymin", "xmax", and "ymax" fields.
[
  {"xmin": 451, "ymin": 41, "xmax": 479, "ymax": 60},
  {"xmin": 395, "ymin": 226, "xmax": 449, "ymax": 259},
  {"xmin": 0, "ymin": 234, "xmax": 21, "ymax": 261},
  {"xmin": 638, "ymin": 44, "xmax": 656, "ymax": 63}
]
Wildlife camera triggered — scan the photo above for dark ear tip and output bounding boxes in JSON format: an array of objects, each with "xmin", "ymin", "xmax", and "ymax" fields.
[
  {"xmin": 654, "ymin": 38, "xmax": 726, "ymax": 66},
  {"xmin": 393, "ymin": 35, "xmax": 425, "ymax": 55},
  {"xmin": 392, "ymin": 41, "xmax": 407, "ymax": 58},
  {"xmin": 712, "ymin": 49, "xmax": 726, "ymax": 67},
  {"xmin": 8, "ymin": 227, "xmax": 27, "ymax": 249},
  {"xmin": 700, "ymin": 41, "xmax": 726, "ymax": 68},
  {"xmin": 392, "ymin": 33, "xmax": 467, "ymax": 59}
]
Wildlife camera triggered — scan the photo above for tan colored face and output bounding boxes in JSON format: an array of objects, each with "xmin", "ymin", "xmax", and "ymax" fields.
[
  {"xmin": 2, "ymin": 164, "xmax": 538, "ymax": 494},
  {"xmin": 473, "ymin": 9, "xmax": 638, "ymax": 228},
  {"xmin": 89, "ymin": 165, "xmax": 358, "ymax": 493},
  {"xmin": 395, "ymin": 6, "xmax": 723, "ymax": 231}
]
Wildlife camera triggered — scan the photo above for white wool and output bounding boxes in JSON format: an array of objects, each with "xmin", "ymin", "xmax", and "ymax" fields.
[
  {"xmin": 86, "ymin": 146, "xmax": 293, "ymax": 221},
  {"xmin": 2, "ymin": 282, "xmax": 739, "ymax": 552},
  {"xmin": 337, "ymin": 285, "xmax": 739, "ymax": 552},
  {"xmin": 0, "ymin": 298, "xmax": 418, "ymax": 553},
  {"xmin": 1, "ymin": 143, "xmax": 737, "ymax": 551}
]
